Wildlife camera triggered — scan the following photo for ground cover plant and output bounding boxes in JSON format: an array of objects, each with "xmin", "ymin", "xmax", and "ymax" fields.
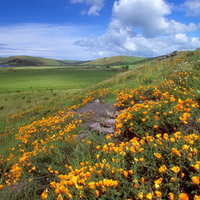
[
  {"xmin": 0, "ymin": 67, "xmax": 116, "ymax": 119},
  {"xmin": 0, "ymin": 49, "xmax": 199, "ymax": 199}
]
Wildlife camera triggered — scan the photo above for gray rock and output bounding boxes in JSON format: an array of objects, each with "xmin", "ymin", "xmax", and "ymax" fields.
[
  {"xmin": 99, "ymin": 128, "xmax": 115, "ymax": 135},
  {"xmin": 89, "ymin": 122, "xmax": 101, "ymax": 131},
  {"xmin": 104, "ymin": 119, "xmax": 116, "ymax": 128},
  {"xmin": 94, "ymin": 99, "xmax": 101, "ymax": 104},
  {"xmin": 76, "ymin": 132, "xmax": 91, "ymax": 139}
]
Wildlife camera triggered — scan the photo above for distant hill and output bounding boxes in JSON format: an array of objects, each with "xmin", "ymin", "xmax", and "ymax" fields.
[
  {"xmin": 81, "ymin": 55, "xmax": 146, "ymax": 66},
  {"xmin": 62, "ymin": 60, "xmax": 91, "ymax": 65},
  {"xmin": 0, "ymin": 57, "xmax": 6, "ymax": 62},
  {"xmin": 0, "ymin": 55, "xmax": 147, "ymax": 67},
  {"xmin": 1, "ymin": 56, "xmax": 69, "ymax": 66}
]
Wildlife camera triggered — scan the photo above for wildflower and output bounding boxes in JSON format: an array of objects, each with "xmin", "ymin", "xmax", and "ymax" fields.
[
  {"xmin": 155, "ymin": 191, "xmax": 162, "ymax": 198},
  {"xmin": 141, "ymin": 177, "xmax": 145, "ymax": 183},
  {"xmin": 158, "ymin": 165, "xmax": 167, "ymax": 173},
  {"xmin": 179, "ymin": 193, "xmax": 189, "ymax": 200},
  {"xmin": 80, "ymin": 162, "xmax": 85, "ymax": 166},
  {"xmin": 154, "ymin": 177, "xmax": 163, "ymax": 188},
  {"xmin": 128, "ymin": 170, "xmax": 134, "ymax": 175},
  {"xmin": 154, "ymin": 116, "xmax": 159, "ymax": 120},
  {"xmin": 95, "ymin": 190, "xmax": 100, "ymax": 197},
  {"xmin": 138, "ymin": 192, "xmax": 143, "ymax": 199},
  {"xmin": 96, "ymin": 145, "xmax": 101, "ymax": 150},
  {"xmin": 123, "ymin": 171, "xmax": 128, "ymax": 178},
  {"xmin": 169, "ymin": 193, "xmax": 175, "ymax": 200},
  {"xmin": 154, "ymin": 125, "xmax": 159, "ymax": 129},
  {"xmin": 191, "ymin": 164, "xmax": 199, "ymax": 170},
  {"xmin": 154, "ymin": 153, "xmax": 162, "ymax": 159},
  {"xmin": 163, "ymin": 112, "xmax": 167, "ymax": 116},
  {"xmin": 194, "ymin": 195, "xmax": 200, "ymax": 200},
  {"xmin": 41, "ymin": 188, "xmax": 48, "ymax": 199},
  {"xmin": 191, "ymin": 176, "xmax": 200, "ymax": 184},
  {"xmin": 57, "ymin": 194, "xmax": 63, "ymax": 200},
  {"xmin": 171, "ymin": 166, "xmax": 180, "ymax": 173},
  {"xmin": 145, "ymin": 192, "xmax": 153, "ymax": 199},
  {"xmin": 96, "ymin": 154, "xmax": 100, "ymax": 159},
  {"xmin": 171, "ymin": 148, "xmax": 181, "ymax": 157},
  {"xmin": 181, "ymin": 173, "xmax": 185, "ymax": 178},
  {"xmin": 182, "ymin": 145, "xmax": 190, "ymax": 150},
  {"xmin": 88, "ymin": 182, "xmax": 95, "ymax": 189}
]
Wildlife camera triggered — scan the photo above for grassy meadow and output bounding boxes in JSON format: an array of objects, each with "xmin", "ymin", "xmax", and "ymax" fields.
[
  {"xmin": 0, "ymin": 67, "xmax": 116, "ymax": 118},
  {"xmin": 0, "ymin": 50, "xmax": 200, "ymax": 200}
]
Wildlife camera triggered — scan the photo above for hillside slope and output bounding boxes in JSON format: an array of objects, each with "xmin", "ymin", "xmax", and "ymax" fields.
[
  {"xmin": 0, "ymin": 49, "xmax": 200, "ymax": 199},
  {"xmin": 82, "ymin": 55, "xmax": 146, "ymax": 66},
  {"xmin": 1, "ymin": 55, "xmax": 68, "ymax": 66}
]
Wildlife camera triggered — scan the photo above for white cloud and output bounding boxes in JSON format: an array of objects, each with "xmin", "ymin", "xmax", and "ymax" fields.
[
  {"xmin": 182, "ymin": 0, "xmax": 200, "ymax": 17},
  {"xmin": 109, "ymin": 0, "xmax": 199, "ymax": 37},
  {"xmin": 0, "ymin": 23, "xmax": 97, "ymax": 60},
  {"xmin": 75, "ymin": 0, "xmax": 200, "ymax": 58},
  {"xmin": 70, "ymin": 0, "xmax": 105, "ymax": 16}
]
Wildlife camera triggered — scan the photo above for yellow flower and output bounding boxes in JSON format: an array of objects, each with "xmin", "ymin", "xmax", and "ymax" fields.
[
  {"xmin": 171, "ymin": 148, "xmax": 181, "ymax": 157},
  {"xmin": 169, "ymin": 192, "xmax": 175, "ymax": 200},
  {"xmin": 123, "ymin": 171, "xmax": 128, "ymax": 178},
  {"xmin": 155, "ymin": 191, "xmax": 162, "ymax": 198},
  {"xmin": 194, "ymin": 195, "xmax": 200, "ymax": 200},
  {"xmin": 96, "ymin": 154, "xmax": 100, "ymax": 159},
  {"xmin": 57, "ymin": 194, "xmax": 63, "ymax": 200},
  {"xmin": 154, "ymin": 153, "xmax": 162, "ymax": 159},
  {"xmin": 181, "ymin": 173, "xmax": 185, "ymax": 178},
  {"xmin": 154, "ymin": 125, "xmax": 159, "ymax": 129},
  {"xmin": 96, "ymin": 145, "xmax": 101, "ymax": 150},
  {"xmin": 191, "ymin": 176, "xmax": 200, "ymax": 184},
  {"xmin": 154, "ymin": 116, "xmax": 159, "ymax": 120},
  {"xmin": 129, "ymin": 170, "xmax": 134, "ymax": 175},
  {"xmin": 88, "ymin": 182, "xmax": 95, "ymax": 189},
  {"xmin": 145, "ymin": 192, "xmax": 153, "ymax": 199},
  {"xmin": 179, "ymin": 193, "xmax": 189, "ymax": 200},
  {"xmin": 158, "ymin": 165, "xmax": 167, "ymax": 173},
  {"xmin": 138, "ymin": 192, "xmax": 143, "ymax": 199},
  {"xmin": 154, "ymin": 177, "xmax": 163, "ymax": 188},
  {"xmin": 41, "ymin": 188, "xmax": 48, "ymax": 199},
  {"xmin": 171, "ymin": 166, "xmax": 180, "ymax": 173},
  {"xmin": 95, "ymin": 190, "xmax": 100, "ymax": 197}
]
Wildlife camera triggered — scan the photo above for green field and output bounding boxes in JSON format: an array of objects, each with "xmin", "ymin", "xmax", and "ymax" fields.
[
  {"xmin": 0, "ymin": 66, "xmax": 117, "ymax": 118},
  {"xmin": 0, "ymin": 67, "xmax": 117, "ymax": 92}
]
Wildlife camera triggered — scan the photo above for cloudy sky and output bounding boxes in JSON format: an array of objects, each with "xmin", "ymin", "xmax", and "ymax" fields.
[{"xmin": 0, "ymin": 0, "xmax": 200, "ymax": 60}]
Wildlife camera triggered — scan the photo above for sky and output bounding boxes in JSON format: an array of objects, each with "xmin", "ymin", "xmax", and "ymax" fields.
[{"xmin": 0, "ymin": 0, "xmax": 200, "ymax": 60}]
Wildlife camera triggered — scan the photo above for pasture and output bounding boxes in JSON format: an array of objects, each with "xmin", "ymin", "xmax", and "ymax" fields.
[{"xmin": 0, "ymin": 66, "xmax": 116, "ymax": 118}]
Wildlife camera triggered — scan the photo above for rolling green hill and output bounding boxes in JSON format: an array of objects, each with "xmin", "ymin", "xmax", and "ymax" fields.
[
  {"xmin": 1, "ymin": 55, "xmax": 147, "ymax": 67},
  {"xmin": 81, "ymin": 55, "xmax": 146, "ymax": 66},
  {"xmin": 1, "ymin": 55, "xmax": 69, "ymax": 66}
]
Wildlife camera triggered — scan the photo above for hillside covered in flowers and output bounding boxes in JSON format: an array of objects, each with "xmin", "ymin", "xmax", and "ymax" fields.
[{"xmin": 0, "ymin": 49, "xmax": 200, "ymax": 200}]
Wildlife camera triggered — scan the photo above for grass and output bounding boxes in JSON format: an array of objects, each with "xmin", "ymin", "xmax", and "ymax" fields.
[
  {"xmin": 0, "ymin": 50, "xmax": 200, "ymax": 200},
  {"xmin": 0, "ymin": 67, "xmax": 116, "ymax": 119}
]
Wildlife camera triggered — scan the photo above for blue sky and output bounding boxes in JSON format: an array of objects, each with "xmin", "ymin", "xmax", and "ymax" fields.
[{"xmin": 0, "ymin": 0, "xmax": 200, "ymax": 60}]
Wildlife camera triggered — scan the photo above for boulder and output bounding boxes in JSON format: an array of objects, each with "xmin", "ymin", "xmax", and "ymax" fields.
[
  {"xmin": 104, "ymin": 119, "xmax": 116, "ymax": 128},
  {"xmin": 98, "ymin": 128, "xmax": 115, "ymax": 135},
  {"xmin": 89, "ymin": 123, "xmax": 101, "ymax": 131}
]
